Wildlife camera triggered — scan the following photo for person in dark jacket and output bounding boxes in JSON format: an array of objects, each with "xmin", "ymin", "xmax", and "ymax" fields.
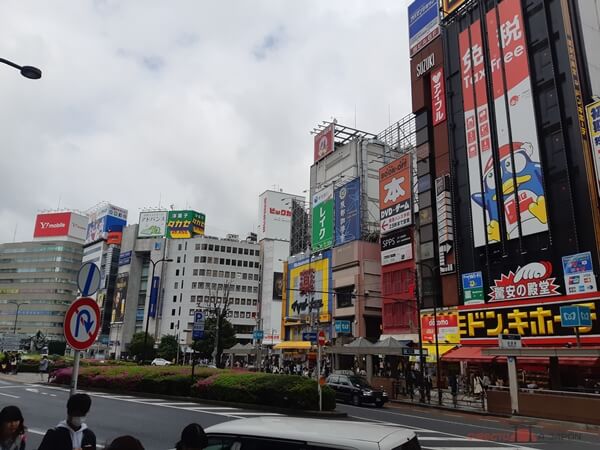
[
  {"xmin": 0, "ymin": 406, "xmax": 26, "ymax": 450},
  {"xmin": 106, "ymin": 436, "xmax": 144, "ymax": 450},
  {"xmin": 38, "ymin": 393, "xmax": 96, "ymax": 450},
  {"xmin": 175, "ymin": 423, "xmax": 207, "ymax": 450}
]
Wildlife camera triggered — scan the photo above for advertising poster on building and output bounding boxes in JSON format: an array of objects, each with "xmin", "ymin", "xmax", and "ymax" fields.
[
  {"xmin": 462, "ymin": 271, "xmax": 484, "ymax": 304},
  {"xmin": 421, "ymin": 310, "xmax": 459, "ymax": 344},
  {"xmin": 312, "ymin": 187, "xmax": 334, "ymax": 251},
  {"xmin": 138, "ymin": 211, "xmax": 168, "ymax": 238},
  {"xmin": 273, "ymin": 272, "xmax": 283, "ymax": 300},
  {"xmin": 562, "ymin": 252, "xmax": 597, "ymax": 295},
  {"xmin": 286, "ymin": 251, "xmax": 332, "ymax": 321},
  {"xmin": 258, "ymin": 191, "xmax": 298, "ymax": 242},
  {"xmin": 33, "ymin": 212, "xmax": 87, "ymax": 241},
  {"xmin": 489, "ymin": 261, "xmax": 560, "ymax": 302},
  {"xmin": 314, "ymin": 123, "xmax": 335, "ymax": 162},
  {"xmin": 486, "ymin": 0, "xmax": 548, "ymax": 241},
  {"xmin": 459, "ymin": 21, "xmax": 500, "ymax": 247},
  {"xmin": 112, "ymin": 273, "xmax": 129, "ymax": 323},
  {"xmin": 381, "ymin": 228, "xmax": 412, "ymax": 266},
  {"xmin": 379, "ymin": 155, "xmax": 412, "ymax": 234},
  {"xmin": 334, "ymin": 178, "xmax": 361, "ymax": 246},
  {"xmin": 442, "ymin": 0, "xmax": 466, "ymax": 16},
  {"xmin": 408, "ymin": 0, "xmax": 440, "ymax": 57},
  {"xmin": 458, "ymin": 295, "xmax": 600, "ymax": 345},
  {"xmin": 586, "ymin": 100, "xmax": 600, "ymax": 196},
  {"xmin": 166, "ymin": 210, "xmax": 206, "ymax": 239},
  {"xmin": 430, "ymin": 67, "xmax": 447, "ymax": 126}
]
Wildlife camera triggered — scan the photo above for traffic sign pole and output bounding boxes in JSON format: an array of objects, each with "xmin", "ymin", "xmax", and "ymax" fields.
[{"xmin": 70, "ymin": 350, "xmax": 80, "ymax": 396}]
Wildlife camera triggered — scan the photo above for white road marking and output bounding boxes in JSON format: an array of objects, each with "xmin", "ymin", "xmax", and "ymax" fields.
[
  {"xmin": 182, "ymin": 406, "xmax": 239, "ymax": 410},
  {"xmin": 0, "ymin": 392, "xmax": 19, "ymax": 398}
]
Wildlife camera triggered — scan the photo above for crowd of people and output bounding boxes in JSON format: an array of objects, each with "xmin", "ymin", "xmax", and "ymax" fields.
[
  {"xmin": 0, "ymin": 394, "xmax": 209, "ymax": 450},
  {"xmin": 0, "ymin": 353, "xmax": 21, "ymax": 375}
]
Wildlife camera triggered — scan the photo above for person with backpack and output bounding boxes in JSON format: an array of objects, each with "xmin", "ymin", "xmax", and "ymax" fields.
[
  {"xmin": 0, "ymin": 406, "xmax": 26, "ymax": 450},
  {"xmin": 38, "ymin": 393, "xmax": 96, "ymax": 450}
]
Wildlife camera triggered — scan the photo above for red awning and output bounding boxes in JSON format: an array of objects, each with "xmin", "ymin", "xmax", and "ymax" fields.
[{"xmin": 442, "ymin": 346, "xmax": 497, "ymax": 363}]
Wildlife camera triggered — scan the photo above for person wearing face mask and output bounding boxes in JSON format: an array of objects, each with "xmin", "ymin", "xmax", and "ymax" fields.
[
  {"xmin": 38, "ymin": 393, "xmax": 96, "ymax": 450},
  {"xmin": 0, "ymin": 406, "xmax": 26, "ymax": 450}
]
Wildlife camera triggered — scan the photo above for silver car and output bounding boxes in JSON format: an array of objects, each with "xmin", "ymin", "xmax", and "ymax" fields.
[{"xmin": 205, "ymin": 417, "xmax": 421, "ymax": 449}]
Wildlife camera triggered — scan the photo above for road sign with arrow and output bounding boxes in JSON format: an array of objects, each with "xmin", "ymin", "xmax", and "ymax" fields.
[{"xmin": 64, "ymin": 297, "xmax": 101, "ymax": 351}]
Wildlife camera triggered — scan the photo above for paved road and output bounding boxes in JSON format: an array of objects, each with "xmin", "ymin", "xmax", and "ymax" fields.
[{"xmin": 0, "ymin": 378, "xmax": 598, "ymax": 450}]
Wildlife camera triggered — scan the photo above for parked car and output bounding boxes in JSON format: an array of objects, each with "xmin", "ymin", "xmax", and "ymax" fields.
[
  {"xmin": 204, "ymin": 417, "xmax": 420, "ymax": 449},
  {"xmin": 326, "ymin": 373, "xmax": 389, "ymax": 407},
  {"xmin": 151, "ymin": 358, "xmax": 171, "ymax": 366}
]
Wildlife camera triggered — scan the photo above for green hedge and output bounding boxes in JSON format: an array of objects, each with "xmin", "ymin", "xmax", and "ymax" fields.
[
  {"xmin": 18, "ymin": 358, "xmax": 134, "ymax": 373},
  {"xmin": 191, "ymin": 373, "xmax": 336, "ymax": 411}
]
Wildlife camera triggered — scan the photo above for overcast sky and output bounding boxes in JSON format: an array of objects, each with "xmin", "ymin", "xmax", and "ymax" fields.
[{"xmin": 1, "ymin": 0, "xmax": 412, "ymax": 243}]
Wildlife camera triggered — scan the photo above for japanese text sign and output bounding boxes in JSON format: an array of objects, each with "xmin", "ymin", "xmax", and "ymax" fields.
[
  {"xmin": 430, "ymin": 67, "xmax": 447, "ymax": 126},
  {"xmin": 379, "ymin": 154, "xmax": 412, "ymax": 234},
  {"xmin": 562, "ymin": 251, "xmax": 597, "ymax": 295},
  {"xmin": 489, "ymin": 261, "xmax": 560, "ymax": 302},
  {"xmin": 312, "ymin": 187, "xmax": 334, "ymax": 251},
  {"xmin": 334, "ymin": 178, "xmax": 361, "ymax": 246}
]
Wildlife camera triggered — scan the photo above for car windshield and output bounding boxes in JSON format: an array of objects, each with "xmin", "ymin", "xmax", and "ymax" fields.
[{"xmin": 348, "ymin": 376, "xmax": 371, "ymax": 388}]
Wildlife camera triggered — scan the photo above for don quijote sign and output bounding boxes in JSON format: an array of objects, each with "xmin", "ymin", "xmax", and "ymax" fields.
[{"xmin": 489, "ymin": 261, "xmax": 560, "ymax": 302}]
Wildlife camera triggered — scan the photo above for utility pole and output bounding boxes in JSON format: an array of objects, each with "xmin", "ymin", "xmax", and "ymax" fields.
[{"xmin": 211, "ymin": 306, "xmax": 220, "ymax": 366}]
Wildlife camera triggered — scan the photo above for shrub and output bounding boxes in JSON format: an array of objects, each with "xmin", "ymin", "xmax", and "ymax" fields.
[{"xmin": 191, "ymin": 373, "xmax": 336, "ymax": 411}]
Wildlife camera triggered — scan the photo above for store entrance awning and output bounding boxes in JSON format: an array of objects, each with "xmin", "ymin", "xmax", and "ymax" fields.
[
  {"xmin": 273, "ymin": 341, "xmax": 312, "ymax": 350},
  {"xmin": 410, "ymin": 344, "xmax": 456, "ymax": 363},
  {"xmin": 442, "ymin": 346, "xmax": 497, "ymax": 363}
]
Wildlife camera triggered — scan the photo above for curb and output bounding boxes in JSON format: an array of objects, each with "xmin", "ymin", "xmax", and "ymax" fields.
[
  {"xmin": 49, "ymin": 383, "xmax": 347, "ymax": 419},
  {"xmin": 389, "ymin": 398, "xmax": 506, "ymax": 418}
]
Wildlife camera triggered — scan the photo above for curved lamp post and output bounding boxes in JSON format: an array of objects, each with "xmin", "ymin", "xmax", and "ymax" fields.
[
  {"xmin": 0, "ymin": 58, "xmax": 42, "ymax": 79},
  {"xmin": 143, "ymin": 257, "xmax": 173, "ymax": 363},
  {"xmin": 8, "ymin": 301, "xmax": 28, "ymax": 333}
]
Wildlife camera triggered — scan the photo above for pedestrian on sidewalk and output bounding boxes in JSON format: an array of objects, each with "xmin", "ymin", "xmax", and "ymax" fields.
[
  {"xmin": 176, "ymin": 423, "xmax": 208, "ymax": 450},
  {"xmin": 106, "ymin": 436, "xmax": 144, "ymax": 450},
  {"xmin": 0, "ymin": 406, "xmax": 26, "ymax": 450},
  {"xmin": 37, "ymin": 393, "xmax": 96, "ymax": 450},
  {"xmin": 424, "ymin": 372, "xmax": 433, "ymax": 403},
  {"xmin": 38, "ymin": 356, "xmax": 49, "ymax": 382},
  {"xmin": 448, "ymin": 373, "xmax": 458, "ymax": 407}
]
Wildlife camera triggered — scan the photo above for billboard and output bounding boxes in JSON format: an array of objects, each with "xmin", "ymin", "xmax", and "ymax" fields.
[
  {"xmin": 442, "ymin": 0, "xmax": 466, "ymax": 16},
  {"xmin": 112, "ymin": 273, "xmax": 129, "ymax": 323},
  {"xmin": 138, "ymin": 211, "xmax": 168, "ymax": 238},
  {"xmin": 488, "ymin": 261, "xmax": 560, "ymax": 302},
  {"xmin": 408, "ymin": 0, "xmax": 440, "ymax": 57},
  {"xmin": 166, "ymin": 210, "xmax": 206, "ymax": 239},
  {"xmin": 562, "ymin": 252, "xmax": 597, "ymax": 295},
  {"xmin": 586, "ymin": 100, "xmax": 600, "ymax": 197},
  {"xmin": 286, "ymin": 251, "xmax": 332, "ymax": 320},
  {"xmin": 379, "ymin": 155, "xmax": 412, "ymax": 234},
  {"xmin": 273, "ymin": 272, "xmax": 283, "ymax": 300},
  {"xmin": 381, "ymin": 228, "xmax": 412, "ymax": 266},
  {"xmin": 421, "ymin": 310, "xmax": 459, "ymax": 344},
  {"xmin": 485, "ymin": 0, "xmax": 548, "ymax": 240},
  {"xmin": 314, "ymin": 123, "xmax": 335, "ymax": 162},
  {"xmin": 258, "ymin": 191, "xmax": 300, "ymax": 242},
  {"xmin": 430, "ymin": 67, "xmax": 446, "ymax": 126},
  {"xmin": 86, "ymin": 203, "xmax": 128, "ymax": 244},
  {"xmin": 334, "ymin": 178, "xmax": 361, "ymax": 246},
  {"xmin": 458, "ymin": 294, "xmax": 600, "ymax": 345},
  {"xmin": 33, "ymin": 212, "xmax": 88, "ymax": 241},
  {"xmin": 312, "ymin": 187, "xmax": 334, "ymax": 251}
]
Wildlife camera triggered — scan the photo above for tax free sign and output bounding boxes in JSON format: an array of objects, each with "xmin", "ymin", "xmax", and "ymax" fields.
[{"xmin": 312, "ymin": 186, "xmax": 334, "ymax": 251}]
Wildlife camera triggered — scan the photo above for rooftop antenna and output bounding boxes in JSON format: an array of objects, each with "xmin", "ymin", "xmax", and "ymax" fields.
[
  {"xmin": 57, "ymin": 193, "xmax": 62, "ymax": 210},
  {"xmin": 12, "ymin": 224, "xmax": 17, "ymax": 243}
]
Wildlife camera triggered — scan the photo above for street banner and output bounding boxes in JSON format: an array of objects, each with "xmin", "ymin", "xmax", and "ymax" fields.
[
  {"xmin": 312, "ymin": 187, "xmax": 334, "ymax": 251},
  {"xmin": 334, "ymin": 178, "xmax": 361, "ymax": 246}
]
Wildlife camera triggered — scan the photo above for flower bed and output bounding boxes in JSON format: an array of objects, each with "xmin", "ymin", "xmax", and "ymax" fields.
[
  {"xmin": 191, "ymin": 372, "xmax": 336, "ymax": 411},
  {"xmin": 51, "ymin": 365, "xmax": 217, "ymax": 396},
  {"xmin": 18, "ymin": 357, "xmax": 134, "ymax": 373}
]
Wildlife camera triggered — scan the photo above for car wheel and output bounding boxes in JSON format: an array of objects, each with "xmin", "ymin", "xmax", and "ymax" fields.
[
  {"xmin": 375, "ymin": 400, "xmax": 384, "ymax": 408},
  {"xmin": 352, "ymin": 394, "xmax": 361, "ymax": 406}
]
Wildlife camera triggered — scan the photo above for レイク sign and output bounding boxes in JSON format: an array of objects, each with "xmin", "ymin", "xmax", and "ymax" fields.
[{"xmin": 489, "ymin": 261, "xmax": 560, "ymax": 302}]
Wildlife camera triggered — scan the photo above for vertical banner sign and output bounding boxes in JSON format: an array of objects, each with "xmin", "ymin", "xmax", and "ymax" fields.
[
  {"xmin": 430, "ymin": 67, "xmax": 447, "ymax": 126},
  {"xmin": 586, "ymin": 100, "xmax": 600, "ymax": 197},
  {"xmin": 112, "ymin": 273, "xmax": 129, "ymax": 323},
  {"xmin": 486, "ymin": 0, "xmax": 548, "ymax": 241},
  {"xmin": 379, "ymin": 154, "xmax": 413, "ymax": 234},
  {"xmin": 312, "ymin": 187, "xmax": 334, "ymax": 251},
  {"xmin": 408, "ymin": 0, "xmax": 440, "ymax": 57},
  {"xmin": 314, "ymin": 124, "xmax": 335, "ymax": 162},
  {"xmin": 459, "ymin": 22, "xmax": 500, "ymax": 247},
  {"xmin": 462, "ymin": 271, "xmax": 484, "ymax": 305},
  {"xmin": 334, "ymin": 178, "xmax": 361, "ymax": 246},
  {"xmin": 149, "ymin": 276, "xmax": 159, "ymax": 318},
  {"xmin": 436, "ymin": 175, "xmax": 454, "ymax": 273}
]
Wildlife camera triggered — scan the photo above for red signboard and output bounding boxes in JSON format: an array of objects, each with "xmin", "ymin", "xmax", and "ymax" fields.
[
  {"xmin": 430, "ymin": 67, "xmax": 446, "ymax": 126},
  {"xmin": 107, "ymin": 231, "xmax": 122, "ymax": 245},
  {"xmin": 314, "ymin": 124, "xmax": 335, "ymax": 162},
  {"xmin": 33, "ymin": 212, "xmax": 72, "ymax": 238},
  {"xmin": 379, "ymin": 154, "xmax": 413, "ymax": 233},
  {"xmin": 489, "ymin": 261, "xmax": 560, "ymax": 302},
  {"xmin": 421, "ymin": 312, "xmax": 459, "ymax": 343}
]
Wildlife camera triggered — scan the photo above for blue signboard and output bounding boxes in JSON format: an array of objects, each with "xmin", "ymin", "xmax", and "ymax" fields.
[
  {"xmin": 149, "ymin": 276, "xmax": 159, "ymax": 318},
  {"xmin": 462, "ymin": 272, "xmax": 483, "ymax": 289},
  {"xmin": 105, "ymin": 215, "xmax": 126, "ymax": 233},
  {"xmin": 118, "ymin": 250, "xmax": 132, "ymax": 267},
  {"xmin": 334, "ymin": 178, "xmax": 361, "ymax": 246},
  {"xmin": 253, "ymin": 330, "xmax": 264, "ymax": 340},
  {"xmin": 335, "ymin": 320, "xmax": 351, "ymax": 334},
  {"xmin": 193, "ymin": 311, "xmax": 205, "ymax": 340},
  {"xmin": 560, "ymin": 305, "xmax": 592, "ymax": 328},
  {"xmin": 302, "ymin": 332, "xmax": 317, "ymax": 343},
  {"xmin": 408, "ymin": 0, "xmax": 440, "ymax": 56},
  {"xmin": 562, "ymin": 251, "xmax": 597, "ymax": 294}
]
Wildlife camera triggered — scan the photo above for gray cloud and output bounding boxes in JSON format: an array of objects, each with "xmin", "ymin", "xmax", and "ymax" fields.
[{"xmin": 0, "ymin": 0, "xmax": 411, "ymax": 242}]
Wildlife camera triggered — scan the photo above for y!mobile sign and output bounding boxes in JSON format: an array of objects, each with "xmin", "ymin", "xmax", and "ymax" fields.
[
  {"xmin": 34, "ymin": 212, "xmax": 88, "ymax": 241},
  {"xmin": 408, "ymin": 0, "xmax": 440, "ymax": 57},
  {"xmin": 379, "ymin": 155, "xmax": 412, "ymax": 234}
]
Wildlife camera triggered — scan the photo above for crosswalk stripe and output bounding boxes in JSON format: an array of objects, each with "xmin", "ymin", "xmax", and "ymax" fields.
[{"xmin": 182, "ymin": 406, "xmax": 239, "ymax": 410}]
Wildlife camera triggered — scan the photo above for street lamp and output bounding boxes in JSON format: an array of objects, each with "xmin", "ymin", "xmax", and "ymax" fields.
[
  {"xmin": 143, "ymin": 257, "xmax": 173, "ymax": 363},
  {"xmin": 8, "ymin": 301, "xmax": 28, "ymax": 333},
  {"xmin": 0, "ymin": 58, "xmax": 42, "ymax": 79},
  {"xmin": 415, "ymin": 261, "xmax": 443, "ymax": 406}
]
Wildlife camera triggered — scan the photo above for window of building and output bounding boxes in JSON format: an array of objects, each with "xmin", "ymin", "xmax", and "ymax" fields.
[
  {"xmin": 192, "ymin": 282, "xmax": 197, "ymax": 289},
  {"xmin": 191, "ymin": 295, "xmax": 196, "ymax": 302},
  {"xmin": 243, "ymin": 261, "xmax": 248, "ymax": 267},
  {"xmin": 170, "ymin": 322, "xmax": 174, "ymax": 330},
  {"xmin": 207, "ymin": 257, "xmax": 213, "ymax": 264},
  {"xmin": 202, "ymin": 244, "xmax": 207, "ymax": 250},
  {"xmin": 208, "ymin": 244, "xmax": 213, "ymax": 251},
  {"xmin": 237, "ymin": 260, "xmax": 242, "ymax": 267},
  {"xmin": 225, "ymin": 271, "xmax": 230, "ymax": 278},
  {"xmin": 197, "ymin": 295, "xmax": 203, "ymax": 302},
  {"xmin": 235, "ymin": 298, "xmax": 240, "ymax": 304},
  {"xmin": 241, "ymin": 299, "xmax": 246, "ymax": 305},
  {"xmin": 193, "ymin": 269, "xmax": 198, "ymax": 276},
  {"xmin": 219, "ymin": 271, "xmax": 224, "ymax": 277},
  {"xmin": 253, "ymin": 299, "xmax": 257, "ymax": 306},
  {"xmin": 242, "ymin": 286, "xmax": 247, "ymax": 292},
  {"xmin": 245, "ymin": 312, "xmax": 251, "ymax": 318},
  {"xmin": 226, "ymin": 246, "xmax": 231, "ymax": 253},
  {"xmin": 220, "ymin": 245, "xmax": 225, "ymax": 252},
  {"xmin": 224, "ymin": 259, "xmax": 229, "ymax": 265},
  {"xmin": 227, "ymin": 311, "xmax": 233, "ymax": 317},
  {"xmin": 251, "ymin": 312, "xmax": 256, "ymax": 319},
  {"xmin": 175, "ymin": 269, "xmax": 180, "ymax": 276},
  {"xmin": 242, "ymin": 273, "xmax": 248, "ymax": 280},
  {"xmin": 232, "ymin": 247, "xmax": 237, "ymax": 254},
  {"xmin": 253, "ymin": 286, "xmax": 258, "ymax": 293},
  {"xmin": 211, "ymin": 283, "xmax": 217, "ymax": 290},
  {"xmin": 206, "ymin": 270, "xmax": 212, "ymax": 277},
  {"xmin": 189, "ymin": 309, "xmax": 196, "ymax": 316},
  {"xmin": 255, "ymin": 262, "xmax": 260, "ymax": 268},
  {"xmin": 174, "ymin": 282, "xmax": 179, "ymax": 289},
  {"xmin": 234, "ymin": 311, "xmax": 239, "ymax": 318},
  {"xmin": 171, "ymin": 309, "xmax": 176, "ymax": 316},
  {"xmin": 178, "ymin": 244, "xmax": 182, "ymax": 251},
  {"xmin": 200, "ymin": 256, "xmax": 206, "ymax": 263},
  {"xmin": 195, "ymin": 244, "xmax": 201, "ymax": 250},
  {"xmin": 173, "ymin": 295, "xmax": 177, "ymax": 303},
  {"xmin": 181, "ymin": 280, "xmax": 184, "ymax": 289},
  {"xmin": 198, "ymin": 282, "xmax": 204, "ymax": 289},
  {"xmin": 254, "ymin": 274, "xmax": 260, "ymax": 281},
  {"xmin": 336, "ymin": 286, "xmax": 354, "ymax": 308},
  {"xmin": 199, "ymin": 269, "xmax": 205, "ymax": 276}
]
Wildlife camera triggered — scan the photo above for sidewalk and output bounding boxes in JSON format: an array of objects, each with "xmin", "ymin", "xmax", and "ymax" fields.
[
  {"xmin": 391, "ymin": 388, "xmax": 486, "ymax": 413},
  {"xmin": 0, "ymin": 371, "xmax": 47, "ymax": 384}
]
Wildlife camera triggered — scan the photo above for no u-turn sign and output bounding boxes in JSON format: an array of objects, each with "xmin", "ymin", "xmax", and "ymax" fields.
[{"xmin": 64, "ymin": 297, "xmax": 101, "ymax": 351}]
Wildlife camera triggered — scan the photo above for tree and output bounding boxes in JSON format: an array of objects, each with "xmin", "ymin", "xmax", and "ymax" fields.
[
  {"xmin": 157, "ymin": 335, "xmax": 179, "ymax": 362},
  {"xmin": 192, "ymin": 316, "xmax": 236, "ymax": 366},
  {"xmin": 127, "ymin": 332, "xmax": 155, "ymax": 361},
  {"xmin": 47, "ymin": 340, "xmax": 66, "ymax": 356}
]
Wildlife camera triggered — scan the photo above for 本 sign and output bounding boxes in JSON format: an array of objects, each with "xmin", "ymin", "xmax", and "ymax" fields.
[
  {"xmin": 64, "ymin": 297, "xmax": 101, "ymax": 351},
  {"xmin": 379, "ymin": 155, "xmax": 413, "ymax": 234}
]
